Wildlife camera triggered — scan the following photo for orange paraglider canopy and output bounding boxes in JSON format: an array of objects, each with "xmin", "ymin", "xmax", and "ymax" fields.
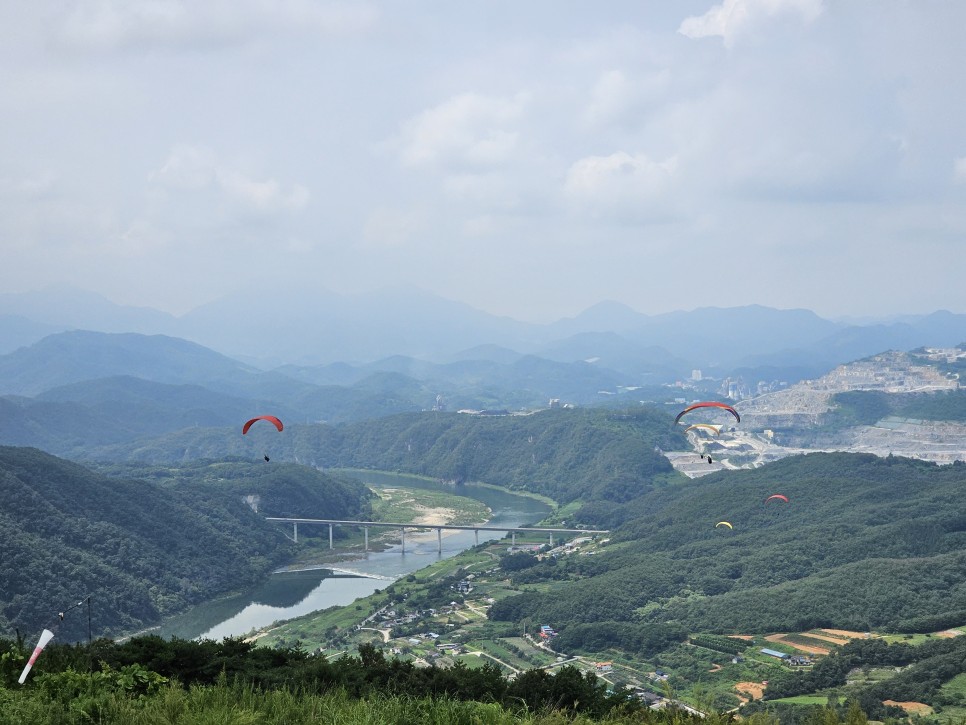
[
  {"xmin": 765, "ymin": 494, "xmax": 789, "ymax": 504},
  {"xmin": 242, "ymin": 415, "xmax": 284, "ymax": 435}
]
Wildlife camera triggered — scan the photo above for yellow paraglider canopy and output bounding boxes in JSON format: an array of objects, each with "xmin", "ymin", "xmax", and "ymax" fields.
[{"xmin": 685, "ymin": 423, "xmax": 721, "ymax": 436}]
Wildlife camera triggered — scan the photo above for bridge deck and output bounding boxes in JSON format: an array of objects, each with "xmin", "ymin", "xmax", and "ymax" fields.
[{"xmin": 264, "ymin": 517, "xmax": 607, "ymax": 535}]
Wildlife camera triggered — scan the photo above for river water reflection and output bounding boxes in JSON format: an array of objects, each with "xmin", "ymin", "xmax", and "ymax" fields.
[{"xmin": 158, "ymin": 472, "xmax": 551, "ymax": 640}]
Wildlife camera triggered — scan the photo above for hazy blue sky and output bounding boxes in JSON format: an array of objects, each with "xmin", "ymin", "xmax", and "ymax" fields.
[{"xmin": 2, "ymin": 1, "xmax": 964, "ymax": 322}]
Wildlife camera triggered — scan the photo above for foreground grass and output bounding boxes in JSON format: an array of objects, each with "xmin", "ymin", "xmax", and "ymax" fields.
[{"xmin": 0, "ymin": 679, "xmax": 734, "ymax": 725}]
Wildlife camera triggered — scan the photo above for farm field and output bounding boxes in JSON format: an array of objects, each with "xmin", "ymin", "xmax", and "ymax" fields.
[
  {"xmin": 770, "ymin": 695, "xmax": 842, "ymax": 705},
  {"xmin": 884, "ymin": 700, "xmax": 933, "ymax": 716},
  {"xmin": 239, "ymin": 483, "xmax": 966, "ymax": 725}
]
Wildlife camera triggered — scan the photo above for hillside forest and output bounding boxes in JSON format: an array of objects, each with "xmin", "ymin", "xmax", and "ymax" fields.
[{"xmin": 3, "ymin": 343, "xmax": 966, "ymax": 721}]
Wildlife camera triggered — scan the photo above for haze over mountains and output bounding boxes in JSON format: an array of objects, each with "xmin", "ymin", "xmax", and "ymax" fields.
[{"xmin": 3, "ymin": 287, "xmax": 966, "ymax": 384}]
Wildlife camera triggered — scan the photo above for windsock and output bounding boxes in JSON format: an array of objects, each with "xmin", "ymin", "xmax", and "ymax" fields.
[{"xmin": 18, "ymin": 629, "xmax": 55, "ymax": 684}]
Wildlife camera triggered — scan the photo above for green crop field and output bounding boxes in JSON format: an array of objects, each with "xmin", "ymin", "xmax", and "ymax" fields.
[
  {"xmin": 778, "ymin": 633, "xmax": 834, "ymax": 651},
  {"xmin": 455, "ymin": 653, "xmax": 491, "ymax": 669},
  {"xmin": 771, "ymin": 695, "xmax": 842, "ymax": 706},
  {"xmin": 473, "ymin": 638, "xmax": 534, "ymax": 672},
  {"xmin": 941, "ymin": 672, "xmax": 966, "ymax": 697}
]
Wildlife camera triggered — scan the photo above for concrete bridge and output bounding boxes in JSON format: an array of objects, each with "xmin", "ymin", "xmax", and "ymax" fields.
[{"xmin": 265, "ymin": 517, "xmax": 608, "ymax": 554}]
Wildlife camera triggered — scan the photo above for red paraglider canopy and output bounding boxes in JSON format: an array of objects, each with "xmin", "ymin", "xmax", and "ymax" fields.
[
  {"xmin": 674, "ymin": 402, "xmax": 740, "ymax": 425},
  {"xmin": 242, "ymin": 415, "xmax": 284, "ymax": 435},
  {"xmin": 765, "ymin": 494, "xmax": 789, "ymax": 503}
]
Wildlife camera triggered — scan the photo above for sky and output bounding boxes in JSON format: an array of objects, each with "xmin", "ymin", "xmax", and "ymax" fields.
[{"xmin": 2, "ymin": 0, "xmax": 965, "ymax": 323}]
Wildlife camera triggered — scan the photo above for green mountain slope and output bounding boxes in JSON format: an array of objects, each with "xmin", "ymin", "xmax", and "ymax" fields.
[
  {"xmin": 90, "ymin": 407, "xmax": 684, "ymax": 504},
  {"xmin": 489, "ymin": 453, "xmax": 966, "ymax": 637},
  {"xmin": 0, "ymin": 448, "xmax": 370, "ymax": 639},
  {"xmin": 829, "ymin": 388, "xmax": 966, "ymax": 425}
]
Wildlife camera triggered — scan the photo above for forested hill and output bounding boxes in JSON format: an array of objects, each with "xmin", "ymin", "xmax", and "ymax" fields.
[
  {"xmin": 0, "ymin": 448, "xmax": 371, "ymax": 639},
  {"xmin": 489, "ymin": 453, "xmax": 966, "ymax": 640},
  {"xmin": 829, "ymin": 388, "xmax": 966, "ymax": 426},
  {"xmin": 92, "ymin": 407, "xmax": 684, "ymax": 504}
]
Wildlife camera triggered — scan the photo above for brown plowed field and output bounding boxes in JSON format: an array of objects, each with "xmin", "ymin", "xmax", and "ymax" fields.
[
  {"xmin": 764, "ymin": 633, "xmax": 829, "ymax": 656},
  {"xmin": 819, "ymin": 629, "xmax": 868, "ymax": 639},
  {"xmin": 735, "ymin": 682, "xmax": 765, "ymax": 700},
  {"xmin": 803, "ymin": 632, "xmax": 849, "ymax": 646},
  {"xmin": 883, "ymin": 700, "xmax": 932, "ymax": 715}
]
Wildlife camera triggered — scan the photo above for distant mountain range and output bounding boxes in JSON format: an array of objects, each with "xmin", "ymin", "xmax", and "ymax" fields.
[
  {"xmin": 0, "ymin": 330, "xmax": 661, "ymax": 457},
  {"xmin": 2, "ymin": 286, "xmax": 966, "ymax": 386}
]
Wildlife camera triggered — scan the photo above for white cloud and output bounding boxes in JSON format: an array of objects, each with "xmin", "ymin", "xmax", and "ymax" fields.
[
  {"xmin": 955, "ymin": 157, "xmax": 966, "ymax": 182},
  {"xmin": 441, "ymin": 173, "xmax": 523, "ymax": 212},
  {"xmin": 151, "ymin": 145, "xmax": 217, "ymax": 189},
  {"xmin": 396, "ymin": 92, "xmax": 528, "ymax": 169},
  {"xmin": 0, "ymin": 174, "xmax": 58, "ymax": 199},
  {"xmin": 461, "ymin": 216, "xmax": 497, "ymax": 238},
  {"xmin": 564, "ymin": 151, "xmax": 678, "ymax": 221},
  {"xmin": 585, "ymin": 70, "xmax": 633, "ymax": 126},
  {"xmin": 218, "ymin": 171, "xmax": 309, "ymax": 213},
  {"xmin": 582, "ymin": 68, "xmax": 671, "ymax": 128},
  {"xmin": 362, "ymin": 208, "xmax": 425, "ymax": 248},
  {"xmin": 56, "ymin": 0, "xmax": 377, "ymax": 52},
  {"xmin": 679, "ymin": 0, "xmax": 824, "ymax": 48},
  {"xmin": 3, "ymin": 2, "xmax": 966, "ymax": 320},
  {"xmin": 151, "ymin": 145, "xmax": 309, "ymax": 213},
  {"xmin": 113, "ymin": 219, "xmax": 169, "ymax": 256}
]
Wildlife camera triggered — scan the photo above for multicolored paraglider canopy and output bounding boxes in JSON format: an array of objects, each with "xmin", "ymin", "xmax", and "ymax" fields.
[
  {"xmin": 675, "ymin": 402, "xmax": 740, "ymax": 425},
  {"xmin": 242, "ymin": 416, "xmax": 284, "ymax": 434}
]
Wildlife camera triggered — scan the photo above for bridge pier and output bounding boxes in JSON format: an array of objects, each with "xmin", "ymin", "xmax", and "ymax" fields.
[
  {"xmin": 511, "ymin": 532, "xmax": 516, "ymax": 546},
  {"xmin": 475, "ymin": 529, "xmax": 478, "ymax": 545},
  {"xmin": 329, "ymin": 524, "xmax": 334, "ymax": 550},
  {"xmin": 401, "ymin": 527, "xmax": 406, "ymax": 554},
  {"xmin": 364, "ymin": 527, "xmax": 369, "ymax": 552},
  {"xmin": 549, "ymin": 532, "xmax": 553, "ymax": 547},
  {"xmin": 293, "ymin": 522, "xmax": 298, "ymax": 543},
  {"xmin": 437, "ymin": 528, "xmax": 442, "ymax": 554}
]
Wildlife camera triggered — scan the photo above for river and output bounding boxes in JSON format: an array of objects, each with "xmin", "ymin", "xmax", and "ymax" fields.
[{"xmin": 157, "ymin": 472, "xmax": 552, "ymax": 640}]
